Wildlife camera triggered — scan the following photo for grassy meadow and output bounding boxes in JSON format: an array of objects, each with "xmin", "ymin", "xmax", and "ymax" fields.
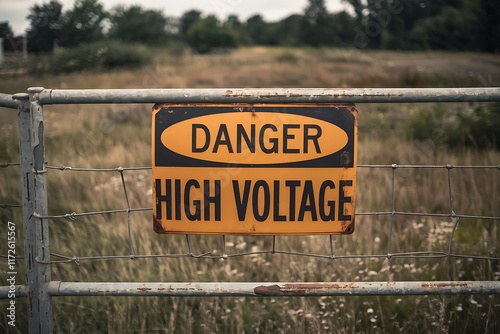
[{"xmin": 1, "ymin": 47, "xmax": 500, "ymax": 333}]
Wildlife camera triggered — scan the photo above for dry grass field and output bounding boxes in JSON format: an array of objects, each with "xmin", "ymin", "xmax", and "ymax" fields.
[{"xmin": 1, "ymin": 47, "xmax": 499, "ymax": 333}]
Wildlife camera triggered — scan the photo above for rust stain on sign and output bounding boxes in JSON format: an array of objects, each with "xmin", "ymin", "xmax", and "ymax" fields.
[{"xmin": 153, "ymin": 215, "xmax": 166, "ymax": 234}]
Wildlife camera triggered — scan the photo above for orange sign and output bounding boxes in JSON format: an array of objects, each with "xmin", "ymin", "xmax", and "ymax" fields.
[{"xmin": 152, "ymin": 104, "xmax": 357, "ymax": 235}]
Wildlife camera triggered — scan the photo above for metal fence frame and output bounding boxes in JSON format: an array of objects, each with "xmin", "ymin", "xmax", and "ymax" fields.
[{"xmin": 1, "ymin": 87, "xmax": 500, "ymax": 333}]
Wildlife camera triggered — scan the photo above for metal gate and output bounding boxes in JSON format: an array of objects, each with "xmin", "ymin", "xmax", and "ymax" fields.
[{"xmin": 1, "ymin": 87, "xmax": 499, "ymax": 333}]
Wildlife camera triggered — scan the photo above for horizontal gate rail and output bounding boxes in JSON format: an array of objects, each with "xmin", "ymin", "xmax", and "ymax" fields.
[
  {"xmin": 2, "ymin": 281, "xmax": 500, "ymax": 298},
  {"xmin": 32, "ymin": 87, "xmax": 500, "ymax": 104},
  {"xmin": 0, "ymin": 93, "xmax": 16, "ymax": 108},
  {"xmin": 2, "ymin": 88, "xmax": 500, "ymax": 107},
  {"xmin": 49, "ymin": 281, "xmax": 500, "ymax": 296}
]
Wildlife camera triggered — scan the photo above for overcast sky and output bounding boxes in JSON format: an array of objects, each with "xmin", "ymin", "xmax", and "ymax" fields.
[{"xmin": 0, "ymin": 0, "xmax": 347, "ymax": 36}]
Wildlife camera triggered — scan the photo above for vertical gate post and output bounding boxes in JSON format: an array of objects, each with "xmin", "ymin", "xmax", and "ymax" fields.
[
  {"xmin": 20, "ymin": 87, "xmax": 52, "ymax": 333},
  {"xmin": 14, "ymin": 92, "xmax": 38, "ymax": 330}
]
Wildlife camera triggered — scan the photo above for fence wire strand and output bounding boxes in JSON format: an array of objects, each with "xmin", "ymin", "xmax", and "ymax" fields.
[{"xmin": 4, "ymin": 163, "xmax": 495, "ymax": 264}]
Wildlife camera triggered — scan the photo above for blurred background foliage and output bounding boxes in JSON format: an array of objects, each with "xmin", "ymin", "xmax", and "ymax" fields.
[{"xmin": 1, "ymin": 0, "xmax": 498, "ymax": 56}]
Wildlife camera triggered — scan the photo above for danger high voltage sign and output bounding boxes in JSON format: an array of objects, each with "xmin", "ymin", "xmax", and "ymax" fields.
[{"xmin": 152, "ymin": 104, "xmax": 357, "ymax": 235}]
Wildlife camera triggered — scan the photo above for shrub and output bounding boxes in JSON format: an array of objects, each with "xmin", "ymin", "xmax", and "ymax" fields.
[
  {"xmin": 404, "ymin": 103, "xmax": 500, "ymax": 150},
  {"xmin": 275, "ymin": 49, "xmax": 298, "ymax": 63},
  {"xmin": 31, "ymin": 40, "xmax": 151, "ymax": 74}
]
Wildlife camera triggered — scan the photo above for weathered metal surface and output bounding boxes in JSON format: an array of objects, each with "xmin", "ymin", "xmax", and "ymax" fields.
[
  {"xmin": 47, "ymin": 281, "xmax": 500, "ymax": 297},
  {"xmin": 252, "ymin": 281, "xmax": 495, "ymax": 296},
  {"xmin": 0, "ymin": 93, "xmax": 16, "ymax": 108},
  {"xmin": 0, "ymin": 285, "xmax": 28, "ymax": 299},
  {"xmin": 4, "ymin": 281, "xmax": 499, "ymax": 298},
  {"xmin": 14, "ymin": 92, "xmax": 40, "ymax": 331},
  {"xmin": 36, "ymin": 87, "xmax": 500, "ymax": 105},
  {"xmin": 24, "ymin": 87, "xmax": 53, "ymax": 334}
]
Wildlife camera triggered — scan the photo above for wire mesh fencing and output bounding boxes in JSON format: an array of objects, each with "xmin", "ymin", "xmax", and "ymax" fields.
[{"xmin": 2, "ymin": 163, "xmax": 494, "ymax": 263}]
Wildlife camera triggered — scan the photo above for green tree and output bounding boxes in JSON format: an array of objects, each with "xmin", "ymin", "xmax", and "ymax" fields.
[
  {"xmin": 225, "ymin": 14, "xmax": 248, "ymax": 45},
  {"xmin": 476, "ymin": 0, "xmax": 500, "ymax": 52},
  {"xmin": 186, "ymin": 15, "xmax": 237, "ymax": 53},
  {"xmin": 298, "ymin": 0, "xmax": 356, "ymax": 47},
  {"xmin": 245, "ymin": 15, "xmax": 270, "ymax": 45},
  {"xmin": 179, "ymin": 10, "xmax": 202, "ymax": 37},
  {"xmin": 343, "ymin": 0, "xmax": 412, "ymax": 49},
  {"xmin": 410, "ymin": 3, "xmax": 480, "ymax": 50},
  {"xmin": 335, "ymin": 11, "xmax": 356, "ymax": 45},
  {"xmin": 387, "ymin": 0, "xmax": 463, "ymax": 49},
  {"xmin": 301, "ymin": 0, "xmax": 345, "ymax": 46},
  {"xmin": 60, "ymin": 0, "xmax": 107, "ymax": 47},
  {"xmin": 226, "ymin": 14, "xmax": 242, "ymax": 29},
  {"xmin": 304, "ymin": 0, "xmax": 328, "ymax": 23},
  {"xmin": 406, "ymin": 0, "xmax": 499, "ymax": 51},
  {"xmin": 342, "ymin": 0, "xmax": 498, "ymax": 51},
  {"xmin": 108, "ymin": 5, "xmax": 170, "ymax": 44},
  {"xmin": 342, "ymin": 0, "xmax": 364, "ymax": 25},
  {"xmin": 0, "ymin": 22, "xmax": 13, "ymax": 38},
  {"xmin": 26, "ymin": 0, "xmax": 63, "ymax": 52},
  {"xmin": 276, "ymin": 14, "xmax": 303, "ymax": 46}
]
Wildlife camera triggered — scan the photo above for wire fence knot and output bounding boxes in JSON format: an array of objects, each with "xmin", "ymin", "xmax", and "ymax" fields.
[{"xmin": 71, "ymin": 256, "xmax": 80, "ymax": 266}]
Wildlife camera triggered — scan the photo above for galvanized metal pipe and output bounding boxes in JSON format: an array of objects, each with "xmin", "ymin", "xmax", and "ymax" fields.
[
  {"xmin": 0, "ymin": 285, "xmax": 27, "ymax": 298},
  {"xmin": 36, "ymin": 87, "xmax": 500, "ymax": 105},
  {"xmin": 0, "ymin": 93, "xmax": 16, "ymax": 108},
  {"xmin": 46, "ymin": 281, "xmax": 500, "ymax": 297},
  {"xmin": 27, "ymin": 87, "xmax": 53, "ymax": 333},
  {"xmin": 13, "ymin": 93, "xmax": 34, "ymax": 326},
  {"xmin": 3, "ymin": 281, "xmax": 500, "ymax": 299}
]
